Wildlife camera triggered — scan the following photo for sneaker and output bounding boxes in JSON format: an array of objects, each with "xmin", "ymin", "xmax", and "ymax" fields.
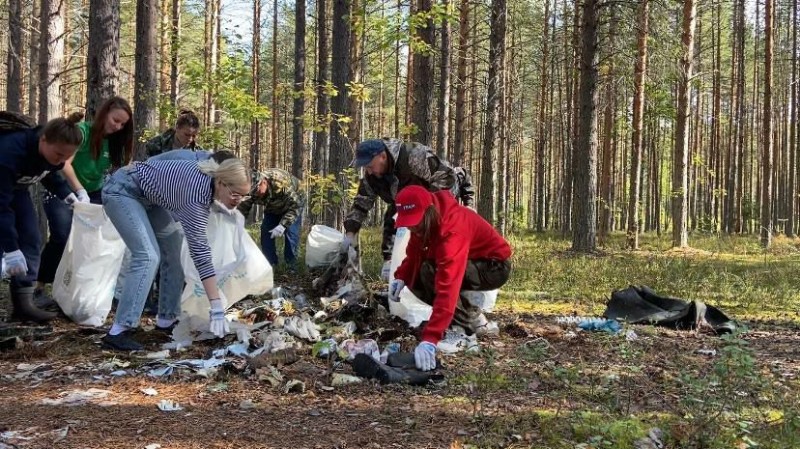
[{"xmin": 101, "ymin": 331, "xmax": 144, "ymax": 351}]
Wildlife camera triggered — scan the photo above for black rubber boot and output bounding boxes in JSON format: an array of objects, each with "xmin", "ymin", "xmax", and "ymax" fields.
[
  {"xmin": 352, "ymin": 353, "xmax": 442, "ymax": 386},
  {"xmin": 10, "ymin": 286, "xmax": 57, "ymax": 323}
]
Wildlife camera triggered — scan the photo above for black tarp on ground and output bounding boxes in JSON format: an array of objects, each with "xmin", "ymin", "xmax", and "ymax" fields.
[{"xmin": 603, "ymin": 285, "xmax": 736, "ymax": 334}]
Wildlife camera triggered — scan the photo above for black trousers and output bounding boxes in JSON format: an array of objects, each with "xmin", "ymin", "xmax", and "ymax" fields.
[{"xmin": 410, "ymin": 259, "xmax": 511, "ymax": 331}]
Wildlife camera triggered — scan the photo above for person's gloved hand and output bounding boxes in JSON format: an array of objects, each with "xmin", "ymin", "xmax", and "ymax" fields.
[
  {"xmin": 76, "ymin": 189, "xmax": 91, "ymax": 203},
  {"xmin": 381, "ymin": 260, "xmax": 392, "ymax": 281},
  {"xmin": 340, "ymin": 233, "xmax": 353, "ymax": 253},
  {"xmin": 64, "ymin": 193, "xmax": 79, "ymax": 206},
  {"xmin": 208, "ymin": 299, "xmax": 229, "ymax": 338},
  {"xmin": 270, "ymin": 224, "xmax": 286, "ymax": 239},
  {"xmin": 388, "ymin": 279, "xmax": 405, "ymax": 302},
  {"xmin": 2, "ymin": 250, "xmax": 28, "ymax": 277},
  {"xmin": 414, "ymin": 341, "xmax": 437, "ymax": 371}
]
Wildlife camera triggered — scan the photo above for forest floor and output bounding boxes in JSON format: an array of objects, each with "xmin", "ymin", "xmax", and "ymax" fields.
[{"xmin": 1, "ymin": 230, "xmax": 800, "ymax": 449}]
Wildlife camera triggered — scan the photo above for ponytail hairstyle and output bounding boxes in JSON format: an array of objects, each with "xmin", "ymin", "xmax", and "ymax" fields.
[
  {"xmin": 90, "ymin": 96, "xmax": 134, "ymax": 168},
  {"xmin": 41, "ymin": 112, "xmax": 84, "ymax": 146},
  {"xmin": 416, "ymin": 205, "xmax": 441, "ymax": 248},
  {"xmin": 175, "ymin": 109, "xmax": 200, "ymax": 130},
  {"xmin": 198, "ymin": 158, "xmax": 250, "ymax": 187}
]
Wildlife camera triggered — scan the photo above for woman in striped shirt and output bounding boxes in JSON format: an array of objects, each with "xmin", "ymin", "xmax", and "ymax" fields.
[{"xmin": 101, "ymin": 157, "xmax": 251, "ymax": 351}]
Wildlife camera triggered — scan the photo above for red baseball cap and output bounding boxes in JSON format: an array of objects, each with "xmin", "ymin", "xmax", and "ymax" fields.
[{"xmin": 394, "ymin": 186, "xmax": 434, "ymax": 228}]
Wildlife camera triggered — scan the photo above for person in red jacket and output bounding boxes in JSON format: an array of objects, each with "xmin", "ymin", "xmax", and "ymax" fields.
[{"xmin": 390, "ymin": 185, "xmax": 512, "ymax": 371}]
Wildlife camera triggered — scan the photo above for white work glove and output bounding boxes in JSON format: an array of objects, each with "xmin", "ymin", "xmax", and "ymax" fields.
[
  {"xmin": 2, "ymin": 250, "xmax": 28, "ymax": 277},
  {"xmin": 210, "ymin": 199, "xmax": 236, "ymax": 216},
  {"xmin": 414, "ymin": 341, "xmax": 437, "ymax": 371},
  {"xmin": 388, "ymin": 279, "xmax": 405, "ymax": 302},
  {"xmin": 64, "ymin": 193, "xmax": 79, "ymax": 206},
  {"xmin": 340, "ymin": 234, "xmax": 353, "ymax": 253},
  {"xmin": 76, "ymin": 189, "xmax": 91, "ymax": 203},
  {"xmin": 270, "ymin": 224, "xmax": 286, "ymax": 239},
  {"xmin": 381, "ymin": 260, "xmax": 392, "ymax": 281},
  {"xmin": 208, "ymin": 299, "xmax": 229, "ymax": 338}
]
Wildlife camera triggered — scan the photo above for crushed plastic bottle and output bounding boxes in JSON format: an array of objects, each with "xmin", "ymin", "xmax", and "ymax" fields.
[{"xmin": 577, "ymin": 317, "xmax": 621, "ymax": 334}]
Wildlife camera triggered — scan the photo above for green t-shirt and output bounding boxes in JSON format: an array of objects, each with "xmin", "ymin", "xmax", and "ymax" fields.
[{"xmin": 71, "ymin": 121, "xmax": 110, "ymax": 193}]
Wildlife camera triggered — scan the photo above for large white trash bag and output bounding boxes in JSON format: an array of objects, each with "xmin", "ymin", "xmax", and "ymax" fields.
[
  {"xmin": 305, "ymin": 225, "xmax": 343, "ymax": 268},
  {"xmin": 388, "ymin": 227, "xmax": 500, "ymax": 327},
  {"xmin": 388, "ymin": 227, "xmax": 433, "ymax": 327},
  {"xmin": 180, "ymin": 210, "xmax": 273, "ymax": 331},
  {"xmin": 53, "ymin": 203, "xmax": 126, "ymax": 326}
]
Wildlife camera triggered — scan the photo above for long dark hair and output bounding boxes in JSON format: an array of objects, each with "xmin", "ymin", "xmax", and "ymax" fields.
[
  {"xmin": 90, "ymin": 96, "xmax": 133, "ymax": 168},
  {"xmin": 415, "ymin": 205, "xmax": 440, "ymax": 248}
]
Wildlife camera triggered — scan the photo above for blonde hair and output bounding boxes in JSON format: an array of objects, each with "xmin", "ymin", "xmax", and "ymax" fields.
[{"xmin": 198, "ymin": 158, "xmax": 250, "ymax": 186}]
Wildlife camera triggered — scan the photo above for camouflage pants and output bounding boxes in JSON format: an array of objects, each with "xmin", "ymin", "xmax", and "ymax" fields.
[{"xmin": 410, "ymin": 259, "xmax": 511, "ymax": 333}]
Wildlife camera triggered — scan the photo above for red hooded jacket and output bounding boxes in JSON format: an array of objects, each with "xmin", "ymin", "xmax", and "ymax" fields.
[{"xmin": 394, "ymin": 191, "xmax": 512, "ymax": 344}]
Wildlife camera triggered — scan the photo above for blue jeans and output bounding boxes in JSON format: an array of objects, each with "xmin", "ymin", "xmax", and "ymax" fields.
[
  {"xmin": 260, "ymin": 211, "xmax": 302, "ymax": 268},
  {"xmin": 38, "ymin": 190, "xmax": 102, "ymax": 284},
  {"xmin": 1, "ymin": 189, "xmax": 41, "ymax": 289},
  {"xmin": 102, "ymin": 168, "xmax": 184, "ymax": 327}
]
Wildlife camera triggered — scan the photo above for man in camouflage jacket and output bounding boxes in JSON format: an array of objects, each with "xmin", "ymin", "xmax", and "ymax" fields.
[
  {"xmin": 238, "ymin": 168, "xmax": 305, "ymax": 268},
  {"xmin": 342, "ymin": 138, "xmax": 456, "ymax": 280},
  {"xmin": 452, "ymin": 166, "xmax": 475, "ymax": 208}
]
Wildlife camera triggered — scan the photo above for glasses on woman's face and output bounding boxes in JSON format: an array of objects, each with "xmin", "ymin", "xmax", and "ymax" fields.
[{"xmin": 222, "ymin": 183, "xmax": 250, "ymax": 202}]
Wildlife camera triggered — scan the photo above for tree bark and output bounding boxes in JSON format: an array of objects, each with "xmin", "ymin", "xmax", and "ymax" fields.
[
  {"xmin": 291, "ymin": 0, "xmax": 306, "ymax": 178},
  {"xmin": 38, "ymin": 0, "xmax": 64, "ymax": 123},
  {"xmin": 535, "ymin": 0, "xmax": 551, "ymax": 232},
  {"xmin": 409, "ymin": 0, "xmax": 434, "ymax": 143},
  {"xmin": 626, "ymin": 0, "xmax": 649, "ymax": 249},
  {"xmin": 134, "ymin": 0, "xmax": 158, "ymax": 161},
  {"xmin": 788, "ymin": 0, "xmax": 798, "ymax": 237},
  {"xmin": 251, "ymin": 0, "xmax": 262, "ymax": 171},
  {"xmin": 761, "ymin": 0, "xmax": 774, "ymax": 247},
  {"xmin": 572, "ymin": 0, "xmax": 599, "ymax": 252},
  {"xmin": 6, "ymin": 0, "xmax": 23, "ymax": 112},
  {"xmin": 347, "ymin": 0, "xmax": 363, "ymax": 146},
  {"xmin": 329, "ymin": 0, "xmax": 351, "ymax": 227},
  {"xmin": 170, "ymin": 0, "xmax": 181, "ymax": 107},
  {"xmin": 452, "ymin": 0, "xmax": 469, "ymax": 166},
  {"xmin": 271, "ymin": 0, "xmax": 279, "ymax": 165},
  {"xmin": 86, "ymin": 0, "xmax": 120, "ymax": 117},
  {"xmin": 314, "ymin": 0, "xmax": 329, "ymax": 174},
  {"xmin": 671, "ymin": 0, "xmax": 696, "ymax": 248},
  {"xmin": 435, "ymin": 0, "xmax": 452, "ymax": 158},
  {"xmin": 478, "ymin": 0, "xmax": 506, "ymax": 224}
]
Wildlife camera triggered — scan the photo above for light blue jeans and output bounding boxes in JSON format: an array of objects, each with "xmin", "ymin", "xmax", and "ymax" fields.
[{"xmin": 102, "ymin": 167, "xmax": 185, "ymax": 328}]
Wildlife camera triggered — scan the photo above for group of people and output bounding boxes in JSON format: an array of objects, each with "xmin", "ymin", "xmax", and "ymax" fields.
[{"xmin": 1, "ymin": 101, "xmax": 512, "ymax": 371}]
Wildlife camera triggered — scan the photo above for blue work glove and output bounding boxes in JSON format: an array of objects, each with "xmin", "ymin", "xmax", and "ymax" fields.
[
  {"xmin": 270, "ymin": 224, "xmax": 286, "ymax": 239},
  {"xmin": 2, "ymin": 250, "xmax": 28, "ymax": 277},
  {"xmin": 208, "ymin": 299, "xmax": 229, "ymax": 337},
  {"xmin": 414, "ymin": 341, "xmax": 437, "ymax": 371},
  {"xmin": 388, "ymin": 279, "xmax": 405, "ymax": 302}
]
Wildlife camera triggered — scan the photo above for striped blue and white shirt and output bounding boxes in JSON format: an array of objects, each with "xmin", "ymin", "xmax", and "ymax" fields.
[{"xmin": 134, "ymin": 160, "xmax": 216, "ymax": 280}]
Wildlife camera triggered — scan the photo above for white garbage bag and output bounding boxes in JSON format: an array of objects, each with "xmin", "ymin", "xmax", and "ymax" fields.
[
  {"xmin": 53, "ymin": 203, "xmax": 126, "ymax": 326},
  {"xmin": 305, "ymin": 225, "xmax": 343, "ymax": 268},
  {"xmin": 388, "ymin": 227, "xmax": 500, "ymax": 326},
  {"xmin": 388, "ymin": 227, "xmax": 432, "ymax": 327},
  {"xmin": 180, "ymin": 209, "xmax": 273, "ymax": 331}
]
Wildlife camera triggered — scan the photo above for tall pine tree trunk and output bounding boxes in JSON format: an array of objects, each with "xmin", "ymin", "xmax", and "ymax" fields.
[
  {"xmin": 170, "ymin": 0, "xmax": 181, "ymax": 107},
  {"xmin": 313, "ymin": 0, "xmax": 329, "ymax": 175},
  {"xmin": 271, "ymin": 0, "xmax": 279, "ymax": 165},
  {"xmin": 291, "ymin": 0, "xmax": 306, "ymax": 178},
  {"xmin": 86, "ymin": 0, "xmax": 120, "ymax": 117},
  {"xmin": 672, "ymin": 0, "xmax": 696, "ymax": 248},
  {"xmin": 535, "ymin": 0, "xmax": 551, "ymax": 232},
  {"xmin": 329, "ymin": 0, "xmax": 351, "ymax": 227},
  {"xmin": 761, "ymin": 0, "xmax": 774, "ymax": 247},
  {"xmin": 6, "ymin": 0, "xmax": 23, "ymax": 112},
  {"xmin": 788, "ymin": 0, "xmax": 798, "ymax": 237},
  {"xmin": 478, "ymin": 0, "xmax": 506, "ymax": 224},
  {"xmin": 435, "ymin": 0, "xmax": 452, "ymax": 158},
  {"xmin": 410, "ymin": 0, "xmax": 434, "ymax": 143},
  {"xmin": 626, "ymin": 0, "xmax": 649, "ymax": 249},
  {"xmin": 134, "ymin": 0, "xmax": 158, "ymax": 160},
  {"xmin": 452, "ymin": 0, "xmax": 470, "ymax": 166},
  {"xmin": 251, "ymin": 0, "xmax": 262, "ymax": 171},
  {"xmin": 38, "ymin": 0, "xmax": 64, "ymax": 123}
]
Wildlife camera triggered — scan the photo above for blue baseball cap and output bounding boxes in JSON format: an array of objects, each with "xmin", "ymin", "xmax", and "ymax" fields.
[{"xmin": 354, "ymin": 139, "xmax": 387, "ymax": 167}]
